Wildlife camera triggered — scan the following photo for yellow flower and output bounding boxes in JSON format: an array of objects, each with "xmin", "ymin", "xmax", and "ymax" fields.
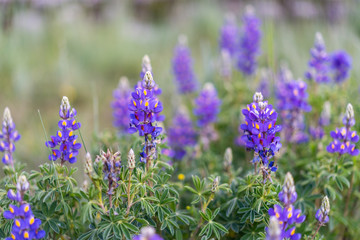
[
  {"xmin": 178, "ymin": 174, "xmax": 185, "ymax": 181},
  {"xmin": 186, "ymin": 206, "xmax": 191, "ymax": 210}
]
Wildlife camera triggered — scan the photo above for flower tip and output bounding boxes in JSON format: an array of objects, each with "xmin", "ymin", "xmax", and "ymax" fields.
[
  {"xmin": 178, "ymin": 34, "xmax": 188, "ymax": 46},
  {"xmin": 315, "ymin": 32, "xmax": 324, "ymax": 45},
  {"xmin": 3, "ymin": 107, "xmax": 13, "ymax": 126},
  {"xmin": 142, "ymin": 55, "xmax": 151, "ymax": 65},
  {"xmin": 253, "ymin": 92, "xmax": 264, "ymax": 102},
  {"xmin": 245, "ymin": 5, "xmax": 255, "ymax": 15},
  {"xmin": 128, "ymin": 148, "xmax": 136, "ymax": 169},
  {"xmin": 118, "ymin": 76, "xmax": 129, "ymax": 89},
  {"xmin": 346, "ymin": 103, "xmax": 354, "ymax": 120}
]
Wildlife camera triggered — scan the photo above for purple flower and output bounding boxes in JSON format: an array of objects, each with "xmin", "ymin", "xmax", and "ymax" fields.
[
  {"xmin": 276, "ymin": 74, "xmax": 311, "ymax": 144},
  {"xmin": 237, "ymin": 6, "xmax": 261, "ymax": 75},
  {"xmin": 330, "ymin": 50, "xmax": 352, "ymax": 84},
  {"xmin": 0, "ymin": 108, "xmax": 21, "ymax": 167},
  {"xmin": 219, "ymin": 13, "xmax": 238, "ymax": 57},
  {"xmin": 96, "ymin": 149, "xmax": 121, "ymax": 196},
  {"xmin": 194, "ymin": 83, "xmax": 221, "ymax": 127},
  {"xmin": 172, "ymin": 35, "xmax": 198, "ymax": 94},
  {"xmin": 45, "ymin": 97, "xmax": 82, "ymax": 164},
  {"xmin": 315, "ymin": 196, "xmax": 330, "ymax": 225},
  {"xmin": 310, "ymin": 102, "xmax": 330, "ymax": 140},
  {"xmin": 167, "ymin": 111, "xmax": 197, "ymax": 160},
  {"xmin": 133, "ymin": 226, "xmax": 163, "ymax": 240},
  {"xmin": 327, "ymin": 103, "xmax": 359, "ymax": 156},
  {"xmin": 128, "ymin": 71, "xmax": 163, "ymax": 163},
  {"xmin": 4, "ymin": 176, "xmax": 45, "ymax": 240},
  {"xmin": 268, "ymin": 173, "xmax": 305, "ymax": 240},
  {"xmin": 305, "ymin": 32, "xmax": 330, "ymax": 83},
  {"xmin": 240, "ymin": 92, "xmax": 282, "ymax": 182},
  {"xmin": 112, "ymin": 77, "xmax": 131, "ymax": 133}
]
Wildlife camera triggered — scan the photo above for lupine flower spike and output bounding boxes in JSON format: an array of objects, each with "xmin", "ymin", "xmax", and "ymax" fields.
[
  {"xmin": 219, "ymin": 49, "xmax": 233, "ymax": 80},
  {"xmin": 128, "ymin": 71, "xmax": 163, "ymax": 164},
  {"xmin": 194, "ymin": 83, "xmax": 221, "ymax": 149},
  {"xmin": 330, "ymin": 51, "xmax": 352, "ymax": 84},
  {"xmin": 268, "ymin": 172, "xmax": 305, "ymax": 240},
  {"xmin": 140, "ymin": 55, "xmax": 162, "ymax": 96},
  {"xmin": 46, "ymin": 96, "xmax": 82, "ymax": 164},
  {"xmin": 172, "ymin": 35, "xmax": 198, "ymax": 94},
  {"xmin": 305, "ymin": 32, "xmax": 330, "ymax": 83},
  {"xmin": 4, "ymin": 175, "xmax": 45, "ymax": 239},
  {"xmin": 277, "ymin": 75, "xmax": 311, "ymax": 144},
  {"xmin": 219, "ymin": 13, "xmax": 238, "ymax": 57},
  {"xmin": 96, "ymin": 149, "xmax": 121, "ymax": 207},
  {"xmin": 0, "ymin": 108, "xmax": 21, "ymax": 167},
  {"xmin": 112, "ymin": 77, "xmax": 131, "ymax": 133},
  {"xmin": 240, "ymin": 92, "xmax": 282, "ymax": 182},
  {"xmin": 167, "ymin": 109, "xmax": 197, "ymax": 160},
  {"xmin": 327, "ymin": 103, "xmax": 359, "ymax": 156},
  {"xmin": 133, "ymin": 226, "xmax": 163, "ymax": 240},
  {"xmin": 237, "ymin": 5, "xmax": 261, "ymax": 75},
  {"xmin": 312, "ymin": 196, "xmax": 330, "ymax": 240}
]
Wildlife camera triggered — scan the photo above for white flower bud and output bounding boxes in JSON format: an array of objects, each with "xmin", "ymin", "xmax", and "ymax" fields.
[
  {"xmin": 346, "ymin": 103, "xmax": 354, "ymax": 120},
  {"xmin": 211, "ymin": 176, "xmax": 219, "ymax": 193},
  {"xmin": 3, "ymin": 107, "xmax": 13, "ymax": 128},
  {"xmin": 224, "ymin": 147, "xmax": 233, "ymax": 169},
  {"xmin": 178, "ymin": 34, "xmax": 188, "ymax": 46},
  {"xmin": 321, "ymin": 196, "xmax": 330, "ymax": 215},
  {"xmin": 267, "ymin": 217, "xmax": 281, "ymax": 240},
  {"xmin": 284, "ymin": 172, "xmax": 295, "ymax": 194},
  {"xmin": 128, "ymin": 149, "xmax": 136, "ymax": 169},
  {"xmin": 315, "ymin": 32, "xmax": 325, "ymax": 47},
  {"xmin": 85, "ymin": 152, "xmax": 93, "ymax": 175},
  {"xmin": 140, "ymin": 226, "xmax": 156, "ymax": 238},
  {"xmin": 142, "ymin": 55, "xmax": 152, "ymax": 73},
  {"xmin": 17, "ymin": 175, "xmax": 29, "ymax": 192},
  {"xmin": 253, "ymin": 92, "xmax": 263, "ymax": 103},
  {"xmin": 143, "ymin": 71, "xmax": 155, "ymax": 89},
  {"xmin": 118, "ymin": 76, "xmax": 129, "ymax": 91}
]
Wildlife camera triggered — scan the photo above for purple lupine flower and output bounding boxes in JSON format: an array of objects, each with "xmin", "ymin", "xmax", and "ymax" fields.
[
  {"xmin": 277, "ymin": 74, "xmax": 311, "ymax": 144},
  {"xmin": 237, "ymin": 6, "xmax": 261, "ymax": 75},
  {"xmin": 3, "ymin": 176, "xmax": 45, "ymax": 240},
  {"xmin": 305, "ymin": 32, "xmax": 330, "ymax": 83},
  {"xmin": 268, "ymin": 173, "xmax": 305, "ymax": 240},
  {"xmin": 315, "ymin": 196, "xmax": 330, "ymax": 225},
  {"xmin": 240, "ymin": 92, "xmax": 282, "ymax": 182},
  {"xmin": 133, "ymin": 226, "xmax": 163, "ymax": 240},
  {"xmin": 112, "ymin": 77, "xmax": 131, "ymax": 133},
  {"xmin": 46, "ymin": 97, "xmax": 82, "ymax": 164},
  {"xmin": 167, "ymin": 111, "xmax": 197, "ymax": 160},
  {"xmin": 257, "ymin": 69, "xmax": 271, "ymax": 99},
  {"xmin": 0, "ymin": 108, "xmax": 21, "ymax": 167},
  {"xmin": 96, "ymin": 149, "xmax": 121, "ymax": 196},
  {"xmin": 327, "ymin": 103, "xmax": 359, "ymax": 156},
  {"xmin": 310, "ymin": 101, "xmax": 331, "ymax": 140},
  {"xmin": 194, "ymin": 83, "xmax": 221, "ymax": 149},
  {"xmin": 128, "ymin": 71, "xmax": 163, "ymax": 163},
  {"xmin": 330, "ymin": 50, "xmax": 352, "ymax": 84},
  {"xmin": 219, "ymin": 13, "xmax": 238, "ymax": 57},
  {"xmin": 172, "ymin": 35, "xmax": 198, "ymax": 94}
]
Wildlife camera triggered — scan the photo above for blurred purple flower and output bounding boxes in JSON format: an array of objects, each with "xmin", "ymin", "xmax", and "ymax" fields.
[
  {"xmin": 172, "ymin": 36, "xmax": 198, "ymax": 94},
  {"xmin": 112, "ymin": 77, "xmax": 131, "ymax": 133},
  {"xmin": 310, "ymin": 101, "xmax": 330, "ymax": 140},
  {"xmin": 257, "ymin": 69, "xmax": 271, "ymax": 99},
  {"xmin": 219, "ymin": 13, "xmax": 238, "ymax": 57},
  {"xmin": 0, "ymin": 108, "xmax": 21, "ymax": 167},
  {"xmin": 305, "ymin": 32, "xmax": 330, "ymax": 83},
  {"xmin": 277, "ymin": 74, "xmax": 311, "ymax": 144},
  {"xmin": 237, "ymin": 6, "xmax": 261, "ymax": 76},
  {"xmin": 167, "ymin": 111, "xmax": 197, "ymax": 160},
  {"xmin": 330, "ymin": 50, "xmax": 352, "ymax": 84},
  {"xmin": 194, "ymin": 83, "xmax": 221, "ymax": 127},
  {"xmin": 315, "ymin": 196, "xmax": 330, "ymax": 225}
]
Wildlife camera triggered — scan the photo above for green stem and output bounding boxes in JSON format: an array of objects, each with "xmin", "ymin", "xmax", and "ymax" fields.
[{"xmin": 126, "ymin": 170, "xmax": 133, "ymax": 215}]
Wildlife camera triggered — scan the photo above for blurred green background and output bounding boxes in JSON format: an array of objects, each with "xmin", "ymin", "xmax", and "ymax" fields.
[{"xmin": 1, "ymin": 0, "xmax": 360, "ymax": 179}]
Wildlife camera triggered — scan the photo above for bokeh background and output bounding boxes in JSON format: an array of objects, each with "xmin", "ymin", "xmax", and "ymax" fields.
[{"xmin": 1, "ymin": 0, "xmax": 360, "ymax": 179}]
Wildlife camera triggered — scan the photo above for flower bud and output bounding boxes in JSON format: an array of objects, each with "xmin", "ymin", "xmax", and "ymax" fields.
[
  {"xmin": 60, "ymin": 96, "xmax": 71, "ymax": 114},
  {"xmin": 211, "ymin": 176, "xmax": 219, "ymax": 193},
  {"xmin": 346, "ymin": 103, "xmax": 354, "ymax": 120},
  {"xmin": 315, "ymin": 32, "xmax": 324, "ymax": 47},
  {"xmin": 321, "ymin": 196, "xmax": 330, "ymax": 216},
  {"xmin": 284, "ymin": 172, "xmax": 295, "ymax": 193},
  {"xmin": 253, "ymin": 92, "xmax": 263, "ymax": 103},
  {"xmin": 178, "ymin": 34, "xmax": 188, "ymax": 46},
  {"xmin": 85, "ymin": 152, "xmax": 93, "ymax": 175},
  {"xmin": 3, "ymin": 107, "xmax": 13, "ymax": 128},
  {"xmin": 267, "ymin": 217, "xmax": 281, "ymax": 240},
  {"xmin": 118, "ymin": 76, "xmax": 130, "ymax": 91},
  {"xmin": 17, "ymin": 175, "xmax": 29, "ymax": 192},
  {"xmin": 258, "ymin": 101, "xmax": 268, "ymax": 110},
  {"xmin": 143, "ymin": 71, "xmax": 155, "ymax": 89},
  {"xmin": 224, "ymin": 147, "xmax": 233, "ymax": 169},
  {"xmin": 142, "ymin": 55, "xmax": 152, "ymax": 73},
  {"xmin": 128, "ymin": 149, "xmax": 136, "ymax": 169},
  {"xmin": 140, "ymin": 226, "xmax": 156, "ymax": 238}
]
